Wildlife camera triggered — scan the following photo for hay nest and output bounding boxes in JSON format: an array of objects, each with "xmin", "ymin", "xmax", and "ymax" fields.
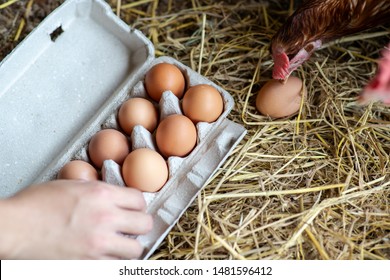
[{"xmin": 1, "ymin": 0, "xmax": 389, "ymax": 260}]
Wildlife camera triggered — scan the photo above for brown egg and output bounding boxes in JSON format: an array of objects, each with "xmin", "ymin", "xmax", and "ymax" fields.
[
  {"xmin": 57, "ymin": 160, "xmax": 99, "ymax": 181},
  {"xmin": 182, "ymin": 84, "xmax": 224, "ymax": 123},
  {"xmin": 122, "ymin": 148, "xmax": 168, "ymax": 192},
  {"xmin": 88, "ymin": 129, "xmax": 130, "ymax": 169},
  {"xmin": 118, "ymin": 97, "xmax": 158, "ymax": 135},
  {"xmin": 156, "ymin": 114, "xmax": 197, "ymax": 158},
  {"xmin": 144, "ymin": 63, "xmax": 186, "ymax": 102},
  {"xmin": 256, "ymin": 76, "xmax": 305, "ymax": 119}
]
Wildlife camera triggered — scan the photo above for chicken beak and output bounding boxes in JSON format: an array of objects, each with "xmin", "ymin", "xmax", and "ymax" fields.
[{"xmin": 278, "ymin": 77, "xmax": 289, "ymax": 84}]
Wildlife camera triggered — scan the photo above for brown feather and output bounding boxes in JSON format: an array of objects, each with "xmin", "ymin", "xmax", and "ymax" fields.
[{"xmin": 271, "ymin": 0, "xmax": 390, "ymax": 57}]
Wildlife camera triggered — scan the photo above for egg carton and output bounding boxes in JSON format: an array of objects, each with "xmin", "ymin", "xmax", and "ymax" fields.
[{"xmin": 0, "ymin": 0, "xmax": 247, "ymax": 259}]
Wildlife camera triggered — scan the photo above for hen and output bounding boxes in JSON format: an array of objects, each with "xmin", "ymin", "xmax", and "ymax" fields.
[{"xmin": 270, "ymin": 0, "xmax": 390, "ymax": 81}]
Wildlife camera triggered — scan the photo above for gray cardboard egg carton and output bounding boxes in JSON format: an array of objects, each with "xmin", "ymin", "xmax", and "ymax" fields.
[{"xmin": 0, "ymin": 0, "xmax": 246, "ymax": 259}]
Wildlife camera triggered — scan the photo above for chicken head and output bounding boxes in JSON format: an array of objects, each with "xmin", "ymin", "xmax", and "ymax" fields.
[{"xmin": 271, "ymin": 40, "xmax": 322, "ymax": 81}]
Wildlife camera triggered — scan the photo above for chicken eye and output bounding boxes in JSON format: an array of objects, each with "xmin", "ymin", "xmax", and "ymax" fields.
[
  {"xmin": 304, "ymin": 44, "xmax": 314, "ymax": 53},
  {"xmin": 287, "ymin": 54, "xmax": 296, "ymax": 61}
]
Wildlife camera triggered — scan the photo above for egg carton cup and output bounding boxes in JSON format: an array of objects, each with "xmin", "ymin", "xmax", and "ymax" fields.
[{"xmin": 0, "ymin": 0, "xmax": 247, "ymax": 259}]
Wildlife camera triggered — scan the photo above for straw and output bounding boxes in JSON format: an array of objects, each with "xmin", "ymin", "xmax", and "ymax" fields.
[{"xmin": 1, "ymin": 0, "xmax": 389, "ymax": 260}]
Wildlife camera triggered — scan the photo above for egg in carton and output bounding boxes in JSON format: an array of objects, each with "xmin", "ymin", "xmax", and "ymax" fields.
[
  {"xmin": 89, "ymin": 56, "xmax": 246, "ymax": 258},
  {"xmin": 0, "ymin": 0, "xmax": 247, "ymax": 259}
]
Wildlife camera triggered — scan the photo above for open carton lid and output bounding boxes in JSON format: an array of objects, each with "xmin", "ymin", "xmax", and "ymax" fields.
[{"xmin": 0, "ymin": 0, "xmax": 154, "ymax": 197}]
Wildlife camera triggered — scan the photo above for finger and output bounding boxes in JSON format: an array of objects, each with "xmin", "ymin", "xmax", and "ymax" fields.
[
  {"xmin": 97, "ymin": 255, "xmax": 121, "ymax": 260},
  {"xmin": 111, "ymin": 186, "xmax": 147, "ymax": 211},
  {"xmin": 106, "ymin": 235, "xmax": 145, "ymax": 260},
  {"xmin": 115, "ymin": 210, "xmax": 153, "ymax": 236},
  {"xmin": 90, "ymin": 181, "xmax": 147, "ymax": 211}
]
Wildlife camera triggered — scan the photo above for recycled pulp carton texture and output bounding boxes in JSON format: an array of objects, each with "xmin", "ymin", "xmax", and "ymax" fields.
[{"xmin": 0, "ymin": 0, "xmax": 247, "ymax": 259}]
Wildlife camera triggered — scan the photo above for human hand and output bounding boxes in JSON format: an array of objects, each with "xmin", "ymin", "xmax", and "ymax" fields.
[{"xmin": 0, "ymin": 180, "xmax": 152, "ymax": 259}]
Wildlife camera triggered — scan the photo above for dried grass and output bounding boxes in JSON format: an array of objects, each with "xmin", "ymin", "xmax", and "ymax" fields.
[{"xmin": 1, "ymin": 0, "xmax": 389, "ymax": 260}]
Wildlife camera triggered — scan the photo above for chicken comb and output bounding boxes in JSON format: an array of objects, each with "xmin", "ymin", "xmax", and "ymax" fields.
[{"xmin": 272, "ymin": 51, "xmax": 289, "ymax": 81}]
